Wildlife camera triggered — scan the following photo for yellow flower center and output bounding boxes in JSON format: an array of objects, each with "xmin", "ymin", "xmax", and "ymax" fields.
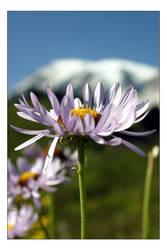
[
  {"xmin": 8, "ymin": 224, "xmax": 14, "ymax": 230},
  {"xmin": 71, "ymin": 104, "xmax": 101, "ymax": 120},
  {"xmin": 18, "ymin": 171, "xmax": 39, "ymax": 185},
  {"xmin": 58, "ymin": 104, "xmax": 101, "ymax": 129}
]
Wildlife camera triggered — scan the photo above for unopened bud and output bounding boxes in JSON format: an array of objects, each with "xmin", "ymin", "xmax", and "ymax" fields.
[{"xmin": 151, "ymin": 145, "xmax": 159, "ymax": 158}]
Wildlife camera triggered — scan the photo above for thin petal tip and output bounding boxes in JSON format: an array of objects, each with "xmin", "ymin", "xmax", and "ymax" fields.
[
  {"xmin": 30, "ymin": 91, "xmax": 35, "ymax": 98},
  {"xmin": 142, "ymin": 152, "xmax": 147, "ymax": 158},
  {"xmin": 14, "ymin": 146, "xmax": 20, "ymax": 151}
]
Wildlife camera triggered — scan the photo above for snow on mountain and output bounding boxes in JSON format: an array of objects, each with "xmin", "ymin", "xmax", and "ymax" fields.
[{"xmin": 9, "ymin": 58, "xmax": 159, "ymax": 107}]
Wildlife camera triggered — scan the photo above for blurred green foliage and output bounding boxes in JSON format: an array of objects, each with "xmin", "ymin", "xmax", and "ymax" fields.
[{"xmin": 8, "ymin": 97, "xmax": 159, "ymax": 239}]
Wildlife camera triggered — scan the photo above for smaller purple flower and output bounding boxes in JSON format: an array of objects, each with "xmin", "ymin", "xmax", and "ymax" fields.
[
  {"xmin": 8, "ymin": 205, "xmax": 38, "ymax": 239},
  {"xmin": 8, "ymin": 157, "xmax": 67, "ymax": 208}
]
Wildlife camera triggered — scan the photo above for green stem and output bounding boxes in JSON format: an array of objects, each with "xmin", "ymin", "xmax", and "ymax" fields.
[
  {"xmin": 77, "ymin": 147, "xmax": 87, "ymax": 239},
  {"xmin": 142, "ymin": 152, "xmax": 154, "ymax": 239}
]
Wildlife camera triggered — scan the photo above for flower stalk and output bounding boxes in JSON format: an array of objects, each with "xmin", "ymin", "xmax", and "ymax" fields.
[
  {"xmin": 77, "ymin": 147, "xmax": 87, "ymax": 239},
  {"xmin": 141, "ymin": 146, "xmax": 158, "ymax": 239}
]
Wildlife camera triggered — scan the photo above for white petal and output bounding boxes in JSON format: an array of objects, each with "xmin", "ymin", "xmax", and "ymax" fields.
[
  {"xmin": 17, "ymin": 112, "xmax": 39, "ymax": 123},
  {"xmin": 32, "ymin": 191, "xmax": 40, "ymax": 199},
  {"xmin": 96, "ymin": 119, "xmax": 117, "ymax": 136},
  {"xmin": 14, "ymin": 134, "xmax": 44, "ymax": 151},
  {"xmin": 31, "ymin": 158, "xmax": 43, "ymax": 174},
  {"xmin": 105, "ymin": 82, "xmax": 121, "ymax": 107},
  {"xmin": 8, "ymin": 210, "xmax": 17, "ymax": 225},
  {"xmin": 115, "ymin": 90, "xmax": 137, "ymax": 126},
  {"xmin": 49, "ymin": 109, "xmax": 58, "ymax": 121},
  {"xmin": 90, "ymin": 134, "xmax": 106, "ymax": 144},
  {"xmin": 119, "ymin": 85, "xmax": 134, "ymax": 108},
  {"xmin": 115, "ymin": 106, "xmax": 136, "ymax": 132},
  {"xmin": 74, "ymin": 98, "xmax": 82, "ymax": 109},
  {"xmin": 43, "ymin": 137, "xmax": 59, "ymax": 173},
  {"xmin": 136, "ymin": 100, "xmax": 150, "ymax": 118},
  {"xmin": 96, "ymin": 131, "xmax": 113, "ymax": 136},
  {"xmin": 134, "ymin": 110, "xmax": 150, "ymax": 124}
]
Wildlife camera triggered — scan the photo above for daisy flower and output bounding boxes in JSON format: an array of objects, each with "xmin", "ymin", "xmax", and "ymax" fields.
[
  {"xmin": 8, "ymin": 157, "xmax": 67, "ymax": 208},
  {"xmin": 8, "ymin": 205, "xmax": 38, "ymax": 239},
  {"xmin": 11, "ymin": 82, "xmax": 155, "ymax": 171}
]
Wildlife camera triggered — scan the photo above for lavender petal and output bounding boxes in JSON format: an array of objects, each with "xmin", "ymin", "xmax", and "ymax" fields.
[
  {"xmin": 105, "ymin": 82, "xmax": 121, "ymax": 107},
  {"xmin": 30, "ymin": 92, "xmax": 47, "ymax": 116},
  {"xmin": 115, "ymin": 91, "xmax": 137, "ymax": 131},
  {"xmin": 89, "ymin": 134, "xmax": 107, "ymax": 145},
  {"xmin": 30, "ymin": 92, "xmax": 56, "ymax": 126},
  {"xmin": 17, "ymin": 112, "xmax": 39, "ymax": 123},
  {"xmin": 93, "ymin": 82, "xmax": 104, "ymax": 112},
  {"xmin": 121, "ymin": 138, "xmax": 147, "ymax": 157},
  {"xmin": 70, "ymin": 115, "xmax": 84, "ymax": 134},
  {"xmin": 107, "ymin": 137, "xmax": 122, "ymax": 146},
  {"xmin": 120, "ymin": 129, "xmax": 156, "ymax": 136},
  {"xmin": 15, "ymin": 104, "xmax": 48, "ymax": 125},
  {"xmin": 115, "ymin": 106, "xmax": 136, "ymax": 132},
  {"xmin": 66, "ymin": 83, "xmax": 74, "ymax": 108},
  {"xmin": 94, "ymin": 103, "xmax": 114, "ymax": 133},
  {"xmin": 83, "ymin": 114, "xmax": 95, "ymax": 133},
  {"xmin": 119, "ymin": 85, "xmax": 134, "ymax": 108},
  {"xmin": 18, "ymin": 98, "xmax": 25, "ymax": 106},
  {"xmin": 46, "ymin": 85, "xmax": 60, "ymax": 117},
  {"xmin": 96, "ymin": 119, "xmax": 117, "ymax": 136},
  {"xmin": 83, "ymin": 83, "xmax": 92, "ymax": 108},
  {"xmin": 21, "ymin": 93, "xmax": 30, "ymax": 107},
  {"xmin": 10, "ymin": 125, "xmax": 51, "ymax": 135},
  {"xmin": 61, "ymin": 95, "xmax": 73, "ymax": 128}
]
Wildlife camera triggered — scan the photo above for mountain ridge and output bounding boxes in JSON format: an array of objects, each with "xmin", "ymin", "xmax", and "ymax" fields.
[{"xmin": 9, "ymin": 58, "xmax": 159, "ymax": 107}]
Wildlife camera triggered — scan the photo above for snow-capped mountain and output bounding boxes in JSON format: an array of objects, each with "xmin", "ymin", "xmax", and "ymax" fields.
[{"xmin": 9, "ymin": 58, "xmax": 159, "ymax": 107}]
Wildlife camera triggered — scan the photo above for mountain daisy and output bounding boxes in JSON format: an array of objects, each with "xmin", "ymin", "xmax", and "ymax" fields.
[
  {"xmin": 8, "ymin": 157, "xmax": 67, "ymax": 208},
  {"xmin": 8, "ymin": 205, "xmax": 38, "ymax": 239},
  {"xmin": 11, "ymin": 82, "xmax": 155, "ymax": 171}
]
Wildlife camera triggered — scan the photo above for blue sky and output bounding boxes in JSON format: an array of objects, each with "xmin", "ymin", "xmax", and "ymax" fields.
[{"xmin": 8, "ymin": 11, "xmax": 159, "ymax": 90}]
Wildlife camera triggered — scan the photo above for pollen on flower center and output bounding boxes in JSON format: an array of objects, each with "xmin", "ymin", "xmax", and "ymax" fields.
[
  {"xmin": 18, "ymin": 171, "xmax": 39, "ymax": 185},
  {"xmin": 8, "ymin": 224, "xmax": 14, "ymax": 230},
  {"xmin": 71, "ymin": 104, "xmax": 101, "ymax": 124},
  {"xmin": 58, "ymin": 104, "xmax": 101, "ymax": 128}
]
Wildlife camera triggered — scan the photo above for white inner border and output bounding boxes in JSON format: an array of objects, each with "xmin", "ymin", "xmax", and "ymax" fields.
[{"xmin": 0, "ymin": 1, "xmax": 165, "ymax": 249}]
